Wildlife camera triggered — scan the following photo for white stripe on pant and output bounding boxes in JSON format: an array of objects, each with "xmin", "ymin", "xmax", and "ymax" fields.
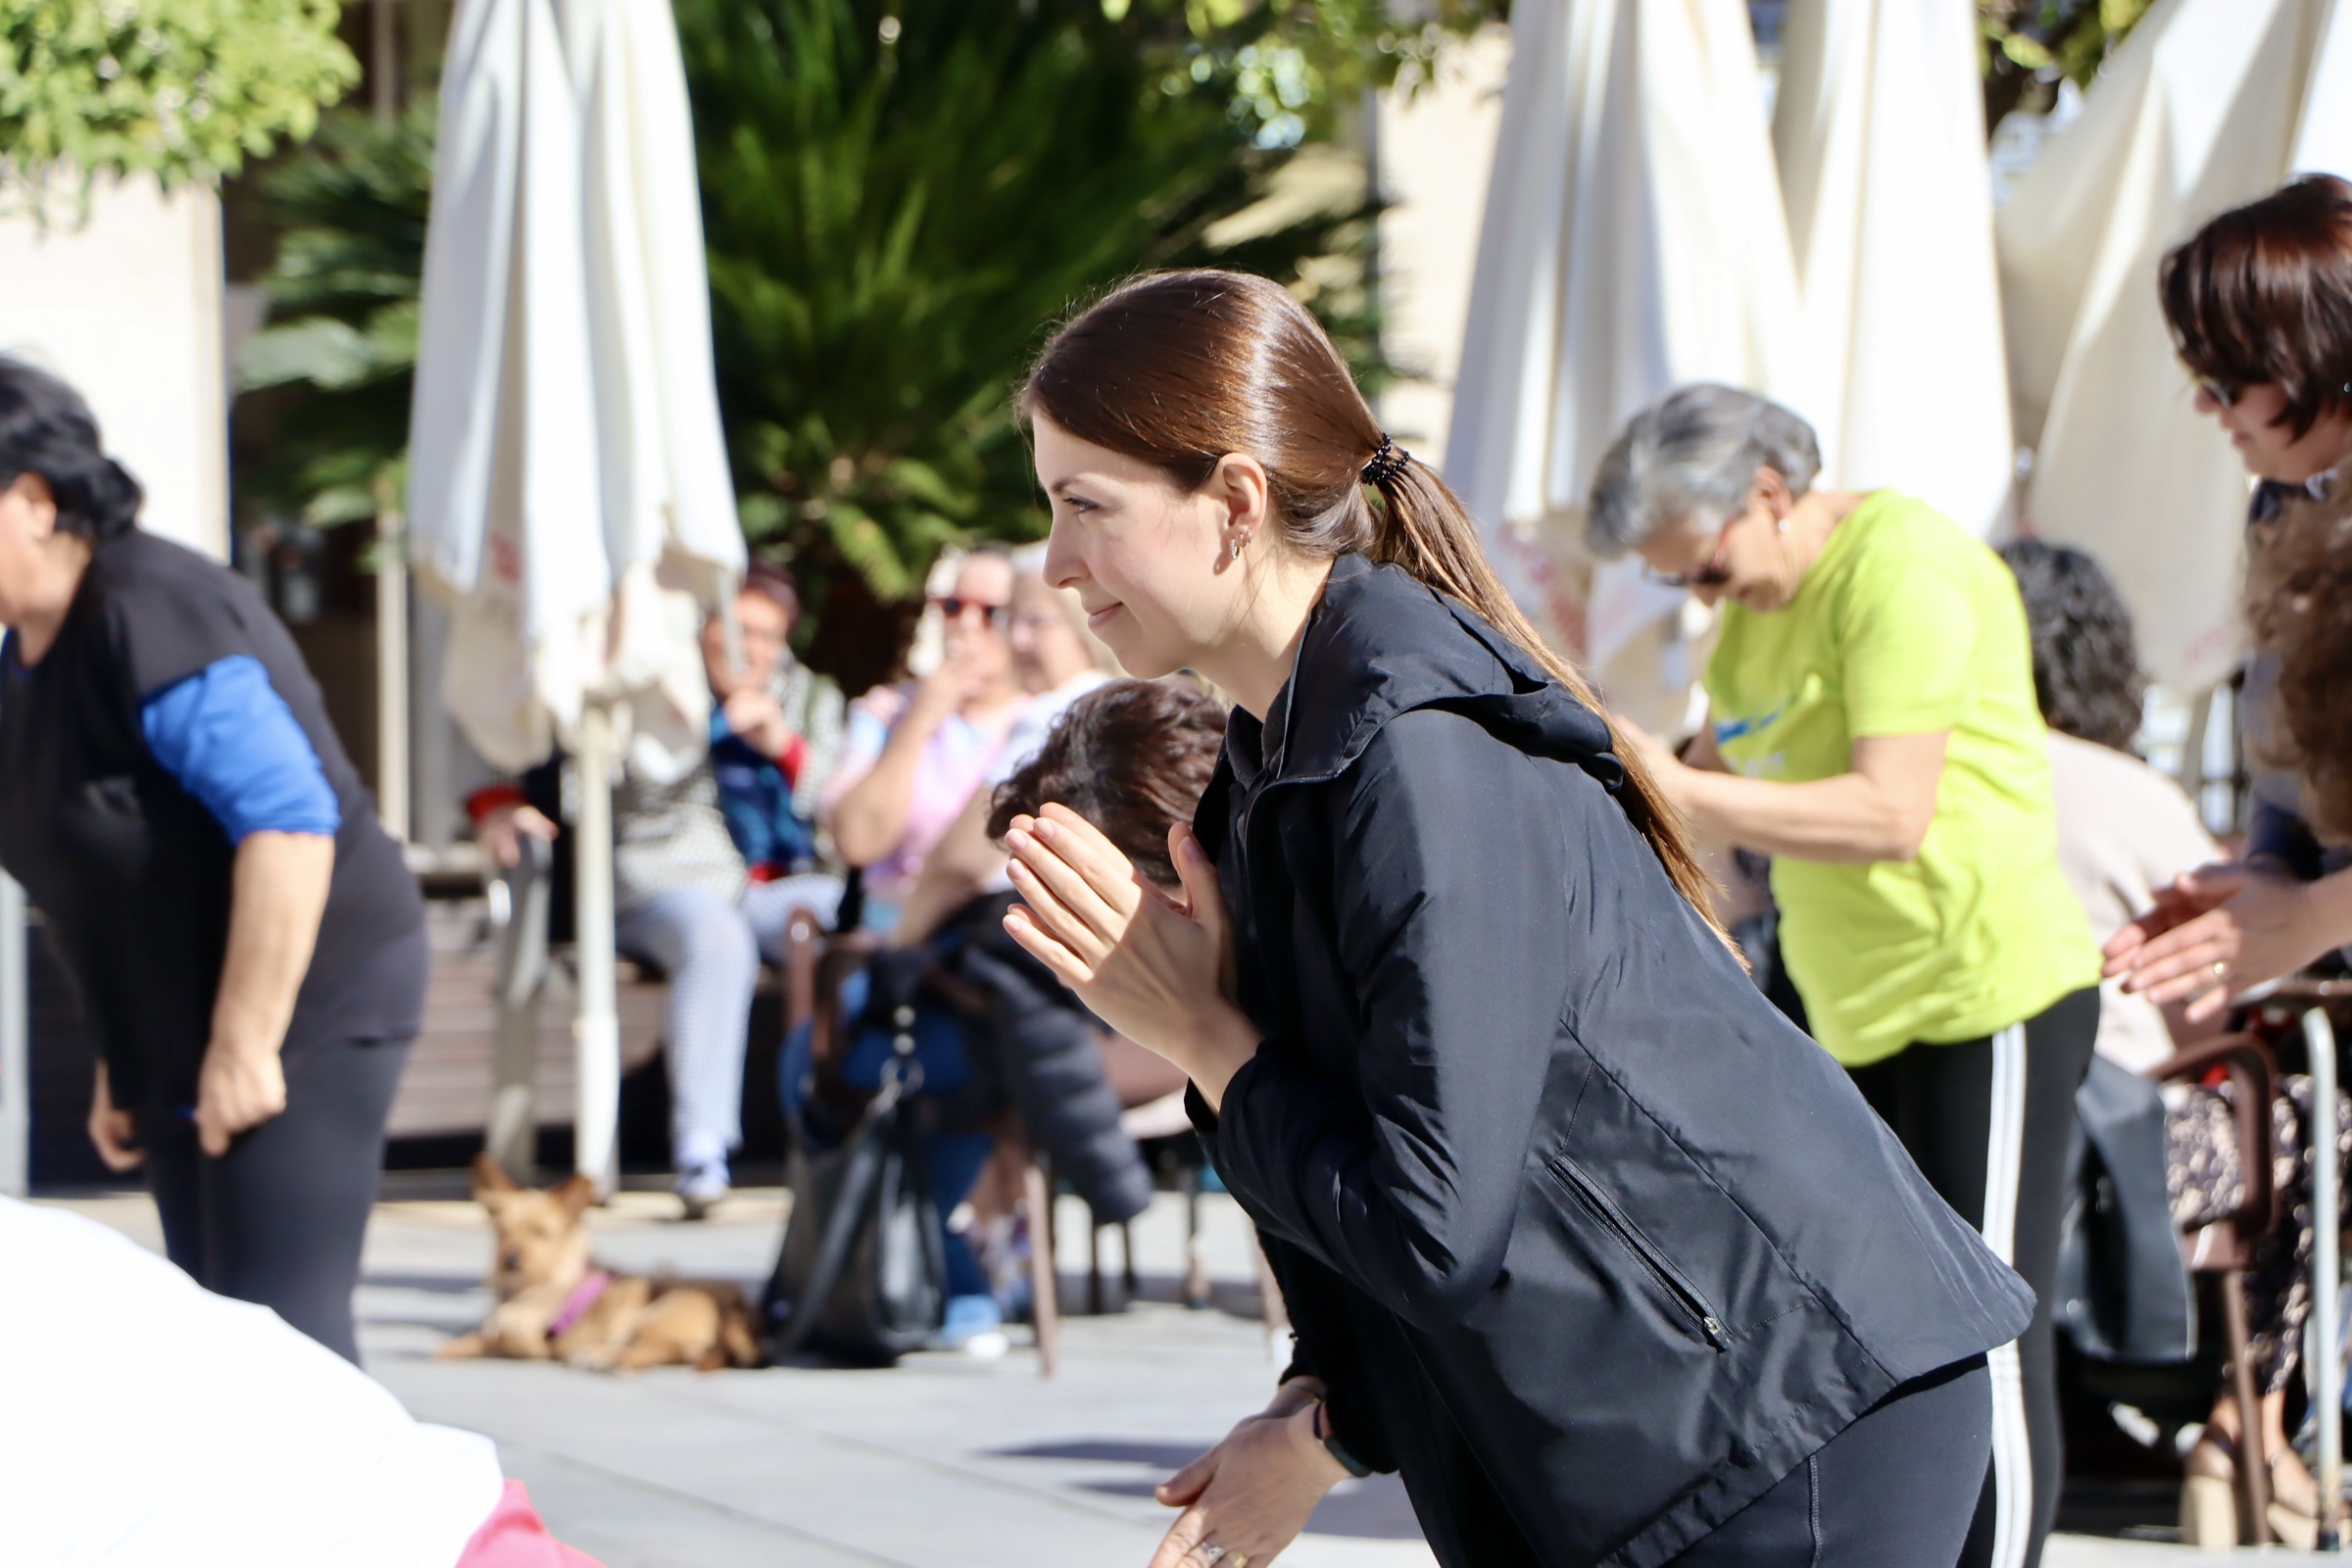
[{"xmin": 1982, "ymin": 1021, "xmax": 2032, "ymax": 1568}]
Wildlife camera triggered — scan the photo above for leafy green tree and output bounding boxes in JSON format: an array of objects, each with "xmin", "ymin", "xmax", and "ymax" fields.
[
  {"xmin": 233, "ymin": 99, "xmax": 435, "ymax": 532},
  {"xmin": 1980, "ymin": 0, "xmax": 2156, "ymax": 131},
  {"xmin": 0, "ymin": 0, "xmax": 358, "ymax": 220},
  {"xmin": 679, "ymin": 0, "xmax": 1392, "ymax": 631}
]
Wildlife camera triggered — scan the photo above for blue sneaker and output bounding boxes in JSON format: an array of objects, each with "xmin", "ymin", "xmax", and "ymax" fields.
[{"xmin": 935, "ymin": 1294, "xmax": 1007, "ymax": 1358}]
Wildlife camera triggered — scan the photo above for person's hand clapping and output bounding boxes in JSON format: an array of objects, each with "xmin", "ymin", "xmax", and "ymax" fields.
[
  {"xmin": 1000, "ymin": 804, "xmax": 1260, "ymax": 1109},
  {"xmin": 2103, "ymin": 861, "xmax": 2338, "ymax": 1023},
  {"xmin": 721, "ymin": 687, "xmax": 795, "ymax": 759}
]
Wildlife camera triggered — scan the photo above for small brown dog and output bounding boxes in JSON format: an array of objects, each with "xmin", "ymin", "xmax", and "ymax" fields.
[{"xmin": 436, "ymin": 1153, "xmax": 761, "ymax": 1372}]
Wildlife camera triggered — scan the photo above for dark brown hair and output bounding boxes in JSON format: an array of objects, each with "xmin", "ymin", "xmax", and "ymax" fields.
[
  {"xmin": 2160, "ymin": 175, "xmax": 2352, "ymax": 439},
  {"xmin": 989, "ymin": 677, "xmax": 1229, "ymax": 886},
  {"xmin": 1995, "ymin": 539, "xmax": 2147, "ymax": 754},
  {"xmin": 2247, "ymin": 486, "xmax": 2352, "ymax": 842},
  {"xmin": 1019, "ymin": 270, "xmax": 1723, "ymax": 930}
]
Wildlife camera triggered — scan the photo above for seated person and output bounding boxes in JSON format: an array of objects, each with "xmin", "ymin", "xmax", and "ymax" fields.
[
  {"xmin": 472, "ymin": 598, "xmax": 842, "ymax": 1216},
  {"xmin": 892, "ymin": 543, "xmax": 1120, "ymax": 944},
  {"xmin": 3, "ymin": 1195, "xmax": 599, "ymax": 1566},
  {"xmin": 819, "ymin": 547, "xmax": 1030, "ymax": 931},
  {"xmin": 703, "ymin": 563, "xmax": 847, "ymax": 906}
]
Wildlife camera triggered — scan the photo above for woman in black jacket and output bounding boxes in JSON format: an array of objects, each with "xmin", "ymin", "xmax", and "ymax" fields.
[{"xmin": 998, "ymin": 272, "xmax": 2033, "ymax": 1568}]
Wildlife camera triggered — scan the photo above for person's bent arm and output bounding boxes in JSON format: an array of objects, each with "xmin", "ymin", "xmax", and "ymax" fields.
[
  {"xmin": 826, "ymin": 667, "xmax": 968, "ymax": 867},
  {"xmin": 2106, "ymin": 861, "xmax": 2352, "ymax": 1022},
  {"xmin": 1647, "ymin": 728, "xmax": 1947, "ymax": 863},
  {"xmin": 890, "ymin": 790, "xmax": 1004, "ymax": 944},
  {"xmin": 138, "ymin": 654, "xmax": 344, "ymax": 1154}
]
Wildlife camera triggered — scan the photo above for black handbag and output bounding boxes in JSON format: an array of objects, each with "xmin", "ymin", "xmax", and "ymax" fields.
[{"xmin": 764, "ymin": 1007, "xmax": 949, "ymax": 1365}]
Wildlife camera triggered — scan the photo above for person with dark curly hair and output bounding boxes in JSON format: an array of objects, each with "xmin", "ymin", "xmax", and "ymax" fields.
[
  {"xmin": 1999, "ymin": 540, "xmax": 2216, "ymax": 1076},
  {"xmin": 2106, "ymin": 175, "xmax": 2352, "ymax": 1019},
  {"xmin": 0, "ymin": 358, "xmax": 426, "ymax": 1362}
]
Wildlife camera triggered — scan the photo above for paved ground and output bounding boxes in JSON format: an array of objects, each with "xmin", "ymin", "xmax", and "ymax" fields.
[{"xmin": 45, "ymin": 1183, "xmax": 2265, "ymax": 1567}]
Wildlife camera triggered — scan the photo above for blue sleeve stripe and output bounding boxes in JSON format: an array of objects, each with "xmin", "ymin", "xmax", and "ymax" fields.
[{"xmin": 139, "ymin": 655, "xmax": 341, "ymax": 844}]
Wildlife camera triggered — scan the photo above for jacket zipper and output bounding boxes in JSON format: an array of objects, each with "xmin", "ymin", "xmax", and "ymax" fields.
[{"xmin": 1549, "ymin": 1152, "xmax": 1730, "ymax": 1350}]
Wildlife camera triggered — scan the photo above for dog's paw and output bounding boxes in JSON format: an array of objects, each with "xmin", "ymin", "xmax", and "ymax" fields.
[{"xmin": 434, "ymin": 1332, "xmax": 489, "ymax": 1360}]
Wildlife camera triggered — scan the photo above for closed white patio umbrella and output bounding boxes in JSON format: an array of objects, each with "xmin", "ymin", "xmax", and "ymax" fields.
[
  {"xmin": 1996, "ymin": 0, "xmax": 2351, "ymax": 691},
  {"xmin": 1444, "ymin": 0, "xmax": 1809, "ymax": 727},
  {"xmin": 1773, "ymin": 0, "xmax": 2014, "ymax": 534},
  {"xmin": 411, "ymin": 0, "xmax": 745, "ymax": 1194}
]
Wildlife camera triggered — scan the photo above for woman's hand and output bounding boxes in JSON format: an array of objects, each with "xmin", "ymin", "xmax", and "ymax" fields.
[
  {"xmin": 87, "ymin": 1062, "xmax": 142, "ymax": 1172},
  {"xmin": 477, "ymin": 802, "xmax": 559, "ymax": 869},
  {"xmin": 720, "ymin": 687, "xmax": 795, "ymax": 759},
  {"xmin": 195, "ymin": 1039, "xmax": 287, "ymax": 1156},
  {"xmin": 1150, "ymin": 1402, "xmax": 1351, "ymax": 1568},
  {"xmin": 1000, "ymin": 804, "xmax": 1260, "ymax": 1107},
  {"xmin": 2105, "ymin": 863, "xmax": 2344, "ymax": 1022}
]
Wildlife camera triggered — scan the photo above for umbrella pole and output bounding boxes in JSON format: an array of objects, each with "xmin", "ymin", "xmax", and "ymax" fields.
[
  {"xmin": 572, "ymin": 702, "xmax": 623, "ymax": 1199},
  {"xmin": 2309, "ymin": 1003, "xmax": 2343, "ymax": 1550},
  {"xmin": 0, "ymin": 872, "xmax": 26, "ymax": 1199}
]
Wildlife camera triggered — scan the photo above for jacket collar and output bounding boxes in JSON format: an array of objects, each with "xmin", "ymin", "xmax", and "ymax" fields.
[{"xmin": 1222, "ymin": 553, "xmax": 1624, "ymax": 799}]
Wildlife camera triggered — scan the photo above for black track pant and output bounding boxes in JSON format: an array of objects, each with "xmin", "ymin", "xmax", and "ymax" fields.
[
  {"xmin": 145, "ymin": 1036, "xmax": 411, "ymax": 1363},
  {"xmin": 1848, "ymin": 988, "xmax": 2100, "ymax": 1568}
]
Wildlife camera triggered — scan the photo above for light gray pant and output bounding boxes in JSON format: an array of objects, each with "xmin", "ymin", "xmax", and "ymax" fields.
[{"xmin": 613, "ymin": 876, "xmax": 845, "ymax": 1170}]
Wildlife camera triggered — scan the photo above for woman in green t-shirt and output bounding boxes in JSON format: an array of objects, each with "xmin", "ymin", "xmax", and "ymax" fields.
[{"xmin": 1587, "ymin": 384, "xmax": 2101, "ymax": 1568}]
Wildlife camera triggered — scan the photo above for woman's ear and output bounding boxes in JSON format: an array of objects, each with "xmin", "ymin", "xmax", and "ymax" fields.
[
  {"xmin": 8, "ymin": 471, "xmax": 57, "ymax": 538},
  {"xmin": 1749, "ymin": 465, "xmax": 1795, "ymax": 523},
  {"xmin": 1207, "ymin": 452, "xmax": 1273, "ymax": 541}
]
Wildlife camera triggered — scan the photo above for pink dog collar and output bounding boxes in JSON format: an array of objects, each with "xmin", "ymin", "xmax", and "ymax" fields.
[{"xmin": 546, "ymin": 1269, "xmax": 612, "ymax": 1341}]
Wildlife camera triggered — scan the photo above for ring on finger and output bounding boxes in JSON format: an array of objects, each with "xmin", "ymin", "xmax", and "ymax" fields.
[
  {"xmin": 2213, "ymin": 959, "xmax": 2229, "ymax": 978},
  {"xmin": 1200, "ymin": 1547, "xmax": 1226, "ymax": 1566}
]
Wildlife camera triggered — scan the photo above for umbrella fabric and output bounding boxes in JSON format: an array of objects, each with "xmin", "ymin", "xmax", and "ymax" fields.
[
  {"xmin": 1773, "ymin": 0, "xmax": 2013, "ymax": 535},
  {"xmin": 1996, "ymin": 0, "xmax": 2349, "ymax": 691},
  {"xmin": 1444, "ymin": 0, "xmax": 1805, "ymax": 713},
  {"xmin": 410, "ymin": 0, "xmax": 742, "ymax": 775}
]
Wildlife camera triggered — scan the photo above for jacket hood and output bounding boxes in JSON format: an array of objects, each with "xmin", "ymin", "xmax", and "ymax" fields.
[{"xmin": 1236, "ymin": 553, "xmax": 1626, "ymax": 798}]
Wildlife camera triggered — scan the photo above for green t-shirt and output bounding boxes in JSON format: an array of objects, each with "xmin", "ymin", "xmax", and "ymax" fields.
[{"xmin": 1703, "ymin": 492, "xmax": 2098, "ymax": 1065}]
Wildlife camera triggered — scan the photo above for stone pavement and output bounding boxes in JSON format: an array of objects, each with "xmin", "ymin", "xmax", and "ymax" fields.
[{"xmin": 43, "ymin": 1184, "xmax": 2266, "ymax": 1567}]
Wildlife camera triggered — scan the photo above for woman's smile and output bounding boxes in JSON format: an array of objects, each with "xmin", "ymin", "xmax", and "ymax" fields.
[{"xmin": 1085, "ymin": 600, "xmax": 1123, "ymax": 630}]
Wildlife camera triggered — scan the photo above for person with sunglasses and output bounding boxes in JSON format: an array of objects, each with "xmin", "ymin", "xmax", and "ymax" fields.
[
  {"xmin": 1586, "ymin": 383, "xmax": 2101, "ymax": 1568},
  {"xmin": 2103, "ymin": 176, "xmax": 2352, "ymax": 1031},
  {"xmin": 820, "ymin": 545, "xmax": 1031, "ymax": 931}
]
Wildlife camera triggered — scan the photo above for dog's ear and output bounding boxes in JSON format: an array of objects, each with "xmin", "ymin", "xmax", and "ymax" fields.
[
  {"xmin": 552, "ymin": 1173, "xmax": 599, "ymax": 1218},
  {"xmin": 473, "ymin": 1151, "xmax": 520, "ymax": 1200}
]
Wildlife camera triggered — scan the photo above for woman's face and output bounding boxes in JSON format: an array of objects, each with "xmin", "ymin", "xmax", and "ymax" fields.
[
  {"xmin": 1007, "ymin": 571, "xmax": 1097, "ymax": 693},
  {"xmin": 1033, "ymin": 416, "xmax": 1245, "ymax": 680},
  {"xmin": 0, "ymin": 472, "xmax": 72, "ymax": 628},
  {"xmin": 700, "ymin": 588, "xmax": 789, "ymax": 696},
  {"xmin": 2199, "ymin": 379, "xmax": 2352, "ymax": 484},
  {"xmin": 1633, "ymin": 468, "xmax": 1803, "ymax": 612}
]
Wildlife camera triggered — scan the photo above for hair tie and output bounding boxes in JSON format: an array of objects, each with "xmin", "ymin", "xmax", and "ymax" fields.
[{"xmin": 1361, "ymin": 435, "xmax": 1411, "ymax": 486}]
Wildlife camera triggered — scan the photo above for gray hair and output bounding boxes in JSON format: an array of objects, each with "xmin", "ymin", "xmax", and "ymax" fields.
[{"xmin": 1585, "ymin": 384, "xmax": 1822, "ymax": 559}]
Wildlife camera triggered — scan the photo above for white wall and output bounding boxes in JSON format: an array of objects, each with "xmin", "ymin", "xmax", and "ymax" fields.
[
  {"xmin": 1372, "ymin": 26, "xmax": 1512, "ymax": 474},
  {"xmin": 0, "ymin": 175, "xmax": 228, "ymax": 560}
]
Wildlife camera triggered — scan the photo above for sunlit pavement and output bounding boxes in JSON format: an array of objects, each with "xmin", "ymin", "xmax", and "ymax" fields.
[{"xmin": 46, "ymin": 1187, "xmax": 2262, "ymax": 1567}]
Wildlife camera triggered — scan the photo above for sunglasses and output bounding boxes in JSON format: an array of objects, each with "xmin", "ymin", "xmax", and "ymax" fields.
[
  {"xmin": 1641, "ymin": 516, "xmax": 1738, "ymax": 591},
  {"xmin": 932, "ymin": 596, "xmax": 1009, "ymax": 627},
  {"xmin": 2195, "ymin": 376, "xmax": 2243, "ymax": 410}
]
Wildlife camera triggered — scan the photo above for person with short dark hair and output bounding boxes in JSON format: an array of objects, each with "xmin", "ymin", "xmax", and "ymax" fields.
[
  {"xmin": 989, "ymin": 677, "xmax": 1227, "ymax": 889},
  {"xmin": 0, "ymin": 357, "xmax": 426, "ymax": 1362},
  {"xmin": 701, "ymin": 561, "xmax": 845, "ymax": 886},
  {"xmin": 2107, "ymin": 175, "xmax": 2352, "ymax": 1017}
]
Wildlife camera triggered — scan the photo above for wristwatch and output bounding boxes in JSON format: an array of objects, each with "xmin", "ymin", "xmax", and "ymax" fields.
[{"xmin": 1310, "ymin": 1397, "xmax": 1373, "ymax": 1479}]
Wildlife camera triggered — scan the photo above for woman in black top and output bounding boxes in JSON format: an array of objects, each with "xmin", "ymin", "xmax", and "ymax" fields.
[
  {"xmin": 0, "ymin": 360, "xmax": 424, "ymax": 1362},
  {"xmin": 997, "ymin": 273, "xmax": 2032, "ymax": 1568}
]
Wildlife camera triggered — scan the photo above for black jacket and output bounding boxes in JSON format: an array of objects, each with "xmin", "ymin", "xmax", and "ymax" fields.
[{"xmin": 1189, "ymin": 555, "xmax": 2032, "ymax": 1568}]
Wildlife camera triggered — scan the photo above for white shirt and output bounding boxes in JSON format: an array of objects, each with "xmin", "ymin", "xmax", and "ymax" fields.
[
  {"xmin": 2045, "ymin": 730, "xmax": 2219, "ymax": 1073},
  {"xmin": 0, "ymin": 1198, "xmax": 505, "ymax": 1567}
]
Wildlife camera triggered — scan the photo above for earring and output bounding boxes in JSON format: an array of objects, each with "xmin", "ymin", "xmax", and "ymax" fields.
[
  {"xmin": 1775, "ymin": 518, "xmax": 1788, "ymax": 536},
  {"xmin": 1229, "ymin": 532, "xmax": 1249, "ymax": 561}
]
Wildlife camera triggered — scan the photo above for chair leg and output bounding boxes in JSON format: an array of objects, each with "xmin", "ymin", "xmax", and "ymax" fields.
[
  {"xmin": 1088, "ymin": 1217, "xmax": 1104, "ymax": 1316},
  {"xmin": 2223, "ymin": 1267, "xmax": 2275, "ymax": 1544},
  {"xmin": 1121, "ymin": 1221, "xmax": 1139, "ymax": 1302},
  {"xmin": 1247, "ymin": 1224, "xmax": 1290, "ymax": 1361},
  {"xmin": 1024, "ymin": 1161, "xmax": 1059, "ymax": 1380},
  {"xmin": 1183, "ymin": 1167, "xmax": 1211, "ymax": 1309}
]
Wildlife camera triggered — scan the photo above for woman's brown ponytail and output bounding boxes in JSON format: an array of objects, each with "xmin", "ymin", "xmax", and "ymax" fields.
[{"xmin": 1024, "ymin": 270, "xmax": 1727, "ymax": 939}]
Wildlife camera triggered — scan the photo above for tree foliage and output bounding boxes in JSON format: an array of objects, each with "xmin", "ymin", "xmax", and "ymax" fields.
[
  {"xmin": 234, "ymin": 99, "xmax": 434, "ymax": 529},
  {"xmin": 1980, "ymin": 0, "xmax": 2156, "ymax": 131},
  {"xmin": 679, "ymin": 0, "xmax": 1391, "ymax": 614},
  {"xmin": 0, "ymin": 0, "xmax": 358, "ymax": 220}
]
